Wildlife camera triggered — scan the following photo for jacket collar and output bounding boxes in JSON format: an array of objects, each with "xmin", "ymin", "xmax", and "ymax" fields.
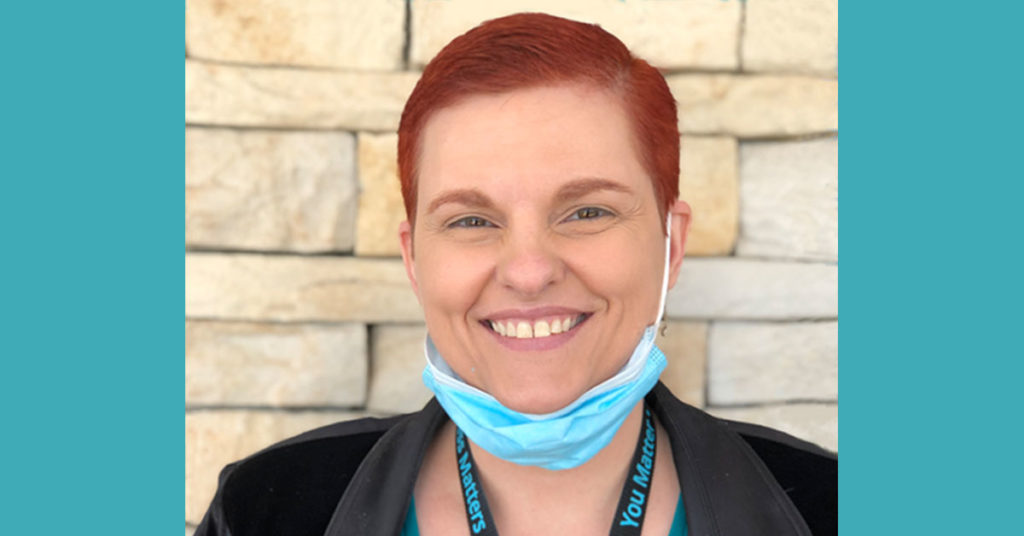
[
  {"xmin": 324, "ymin": 383, "xmax": 811, "ymax": 536},
  {"xmin": 647, "ymin": 383, "xmax": 813, "ymax": 535}
]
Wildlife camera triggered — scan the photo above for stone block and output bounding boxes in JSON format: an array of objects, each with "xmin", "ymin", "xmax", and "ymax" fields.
[
  {"xmin": 410, "ymin": 0, "xmax": 740, "ymax": 70},
  {"xmin": 667, "ymin": 75, "xmax": 837, "ymax": 137},
  {"xmin": 666, "ymin": 258, "xmax": 837, "ymax": 320},
  {"xmin": 680, "ymin": 136, "xmax": 738, "ymax": 256},
  {"xmin": 657, "ymin": 321, "xmax": 708, "ymax": 408},
  {"xmin": 185, "ymin": 253, "xmax": 423, "ymax": 323},
  {"xmin": 737, "ymin": 138, "xmax": 838, "ymax": 261},
  {"xmin": 356, "ymin": 133, "xmax": 406, "ymax": 256},
  {"xmin": 185, "ymin": 0, "xmax": 405, "ymax": 70},
  {"xmin": 185, "ymin": 409, "xmax": 375, "ymax": 523},
  {"xmin": 185, "ymin": 59, "xmax": 419, "ymax": 130},
  {"xmin": 708, "ymin": 321, "xmax": 837, "ymax": 405},
  {"xmin": 185, "ymin": 128, "xmax": 357, "ymax": 253},
  {"xmin": 185, "ymin": 320, "xmax": 367, "ymax": 407},
  {"xmin": 742, "ymin": 0, "xmax": 838, "ymax": 75},
  {"xmin": 367, "ymin": 324, "xmax": 435, "ymax": 414},
  {"xmin": 709, "ymin": 403, "xmax": 838, "ymax": 452}
]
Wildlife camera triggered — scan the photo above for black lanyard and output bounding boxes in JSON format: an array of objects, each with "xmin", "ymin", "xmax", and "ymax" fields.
[{"xmin": 454, "ymin": 402, "xmax": 657, "ymax": 535}]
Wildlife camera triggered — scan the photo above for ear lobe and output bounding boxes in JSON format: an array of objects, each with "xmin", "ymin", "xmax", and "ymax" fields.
[
  {"xmin": 398, "ymin": 220, "xmax": 421, "ymax": 299},
  {"xmin": 667, "ymin": 200, "xmax": 691, "ymax": 290}
]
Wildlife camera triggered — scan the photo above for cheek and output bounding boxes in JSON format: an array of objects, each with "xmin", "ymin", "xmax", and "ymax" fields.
[
  {"xmin": 565, "ymin": 234, "xmax": 663, "ymax": 312},
  {"xmin": 414, "ymin": 241, "xmax": 495, "ymax": 319}
]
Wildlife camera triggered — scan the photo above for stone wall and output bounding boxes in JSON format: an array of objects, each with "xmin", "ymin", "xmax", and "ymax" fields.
[{"xmin": 185, "ymin": 0, "xmax": 838, "ymax": 531}]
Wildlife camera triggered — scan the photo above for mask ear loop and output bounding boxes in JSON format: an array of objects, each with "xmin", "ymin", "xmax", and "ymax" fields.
[{"xmin": 653, "ymin": 213, "xmax": 672, "ymax": 330}]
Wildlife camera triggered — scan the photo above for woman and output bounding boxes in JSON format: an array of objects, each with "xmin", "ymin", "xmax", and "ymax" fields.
[{"xmin": 196, "ymin": 13, "xmax": 836, "ymax": 536}]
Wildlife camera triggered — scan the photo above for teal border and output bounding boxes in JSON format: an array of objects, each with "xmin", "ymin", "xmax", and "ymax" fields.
[
  {"xmin": 843, "ymin": 2, "xmax": 1020, "ymax": 533},
  {"xmin": 2, "ymin": 2, "xmax": 180, "ymax": 532},
  {"xmin": 7, "ymin": 1, "xmax": 1018, "ymax": 533}
]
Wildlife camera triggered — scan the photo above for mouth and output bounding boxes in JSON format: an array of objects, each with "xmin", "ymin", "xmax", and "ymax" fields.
[{"xmin": 481, "ymin": 313, "xmax": 590, "ymax": 339}]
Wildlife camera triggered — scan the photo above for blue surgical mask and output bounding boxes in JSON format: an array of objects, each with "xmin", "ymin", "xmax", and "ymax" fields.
[{"xmin": 422, "ymin": 215, "xmax": 673, "ymax": 471}]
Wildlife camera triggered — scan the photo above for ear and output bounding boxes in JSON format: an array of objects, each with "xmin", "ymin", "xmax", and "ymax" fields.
[
  {"xmin": 667, "ymin": 200, "xmax": 691, "ymax": 290},
  {"xmin": 398, "ymin": 220, "xmax": 421, "ymax": 300}
]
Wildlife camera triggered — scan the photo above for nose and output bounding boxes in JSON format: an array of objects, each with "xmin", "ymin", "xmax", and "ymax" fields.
[{"xmin": 495, "ymin": 229, "xmax": 566, "ymax": 297}]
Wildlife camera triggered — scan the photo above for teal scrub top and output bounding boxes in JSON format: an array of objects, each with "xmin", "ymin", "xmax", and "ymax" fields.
[{"xmin": 400, "ymin": 493, "xmax": 687, "ymax": 535}]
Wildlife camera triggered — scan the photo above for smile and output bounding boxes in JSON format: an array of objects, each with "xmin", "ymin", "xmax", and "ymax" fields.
[{"xmin": 484, "ymin": 314, "xmax": 589, "ymax": 339}]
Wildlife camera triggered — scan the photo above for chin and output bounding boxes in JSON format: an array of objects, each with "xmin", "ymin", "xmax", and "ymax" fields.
[{"xmin": 492, "ymin": 381, "xmax": 587, "ymax": 415}]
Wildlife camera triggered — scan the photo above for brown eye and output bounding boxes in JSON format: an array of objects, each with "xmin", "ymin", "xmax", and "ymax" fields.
[{"xmin": 569, "ymin": 207, "xmax": 610, "ymax": 221}]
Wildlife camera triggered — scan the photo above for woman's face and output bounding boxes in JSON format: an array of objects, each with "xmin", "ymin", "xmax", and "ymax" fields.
[{"xmin": 400, "ymin": 84, "xmax": 689, "ymax": 414}]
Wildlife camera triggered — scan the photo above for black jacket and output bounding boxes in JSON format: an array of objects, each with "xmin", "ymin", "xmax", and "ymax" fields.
[{"xmin": 195, "ymin": 383, "xmax": 837, "ymax": 535}]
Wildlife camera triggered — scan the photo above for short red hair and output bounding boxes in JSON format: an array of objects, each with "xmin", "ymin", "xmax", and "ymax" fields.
[{"xmin": 398, "ymin": 13, "xmax": 679, "ymax": 231}]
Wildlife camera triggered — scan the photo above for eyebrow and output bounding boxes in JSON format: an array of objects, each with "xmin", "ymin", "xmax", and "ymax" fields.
[
  {"xmin": 425, "ymin": 189, "xmax": 496, "ymax": 215},
  {"xmin": 553, "ymin": 177, "xmax": 633, "ymax": 205},
  {"xmin": 424, "ymin": 177, "xmax": 633, "ymax": 216}
]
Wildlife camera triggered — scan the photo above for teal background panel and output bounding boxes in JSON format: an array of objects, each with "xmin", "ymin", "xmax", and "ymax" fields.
[
  {"xmin": 842, "ymin": 1, "xmax": 1022, "ymax": 534},
  {"xmin": 0, "ymin": 2, "xmax": 181, "ymax": 532}
]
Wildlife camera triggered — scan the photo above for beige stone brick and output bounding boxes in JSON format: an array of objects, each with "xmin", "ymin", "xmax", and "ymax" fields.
[
  {"xmin": 737, "ymin": 138, "xmax": 838, "ymax": 261},
  {"xmin": 742, "ymin": 0, "xmax": 838, "ymax": 75},
  {"xmin": 657, "ymin": 321, "xmax": 708, "ymax": 408},
  {"xmin": 709, "ymin": 403, "xmax": 838, "ymax": 452},
  {"xmin": 185, "ymin": 59, "xmax": 419, "ymax": 130},
  {"xmin": 410, "ymin": 0, "xmax": 740, "ymax": 69},
  {"xmin": 708, "ymin": 321, "xmax": 837, "ymax": 405},
  {"xmin": 367, "ymin": 324, "xmax": 435, "ymax": 414},
  {"xmin": 680, "ymin": 136, "xmax": 738, "ymax": 256},
  {"xmin": 185, "ymin": 253, "xmax": 423, "ymax": 323},
  {"xmin": 356, "ymin": 133, "xmax": 406, "ymax": 256},
  {"xmin": 185, "ymin": 0, "xmax": 405, "ymax": 70},
  {"xmin": 185, "ymin": 128, "xmax": 357, "ymax": 253},
  {"xmin": 185, "ymin": 320, "xmax": 367, "ymax": 407},
  {"xmin": 185, "ymin": 409, "xmax": 375, "ymax": 523},
  {"xmin": 667, "ymin": 74, "xmax": 837, "ymax": 136},
  {"xmin": 666, "ymin": 258, "xmax": 837, "ymax": 319}
]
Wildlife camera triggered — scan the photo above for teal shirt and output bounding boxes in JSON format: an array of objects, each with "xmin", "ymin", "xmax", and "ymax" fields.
[{"xmin": 400, "ymin": 494, "xmax": 687, "ymax": 535}]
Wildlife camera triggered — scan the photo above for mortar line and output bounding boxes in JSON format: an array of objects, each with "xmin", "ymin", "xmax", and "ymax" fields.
[
  {"xmin": 737, "ymin": 0, "xmax": 748, "ymax": 72},
  {"xmin": 402, "ymin": 0, "xmax": 412, "ymax": 70}
]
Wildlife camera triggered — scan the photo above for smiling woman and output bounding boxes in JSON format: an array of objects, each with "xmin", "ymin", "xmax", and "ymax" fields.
[
  {"xmin": 404, "ymin": 85, "xmax": 685, "ymax": 416},
  {"xmin": 194, "ymin": 12, "xmax": 836, "ymax": 536}
]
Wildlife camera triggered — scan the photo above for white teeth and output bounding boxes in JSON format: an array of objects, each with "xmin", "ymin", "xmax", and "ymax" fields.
[{"xmin": 490, "ymin": 315, "xmax": 585, "ymax": 339}]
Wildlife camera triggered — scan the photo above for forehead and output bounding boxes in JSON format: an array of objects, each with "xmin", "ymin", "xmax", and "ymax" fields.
[{"xmin": 415, "ymin": 84, "xmax": 653, "ymax": 208}]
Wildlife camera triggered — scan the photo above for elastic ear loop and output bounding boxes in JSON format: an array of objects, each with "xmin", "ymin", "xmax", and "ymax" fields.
[{"xmin": 653, "ymin": 213, "xmax": 672, "ymax": 328}]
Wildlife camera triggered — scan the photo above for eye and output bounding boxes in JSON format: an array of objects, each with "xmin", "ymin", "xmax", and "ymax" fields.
[
  {"xmin": 448, "ymin": 216, "xmax": 495, "ymax": 229},
  {"xmin": 566, "ymin": 207, "xmax": 612, "ymax": 221}
]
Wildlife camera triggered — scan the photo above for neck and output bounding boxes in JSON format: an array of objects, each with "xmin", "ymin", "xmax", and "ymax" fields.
[{"xmin": 468, "ymin": 400, "xmax": 645, "ymax": 519}]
